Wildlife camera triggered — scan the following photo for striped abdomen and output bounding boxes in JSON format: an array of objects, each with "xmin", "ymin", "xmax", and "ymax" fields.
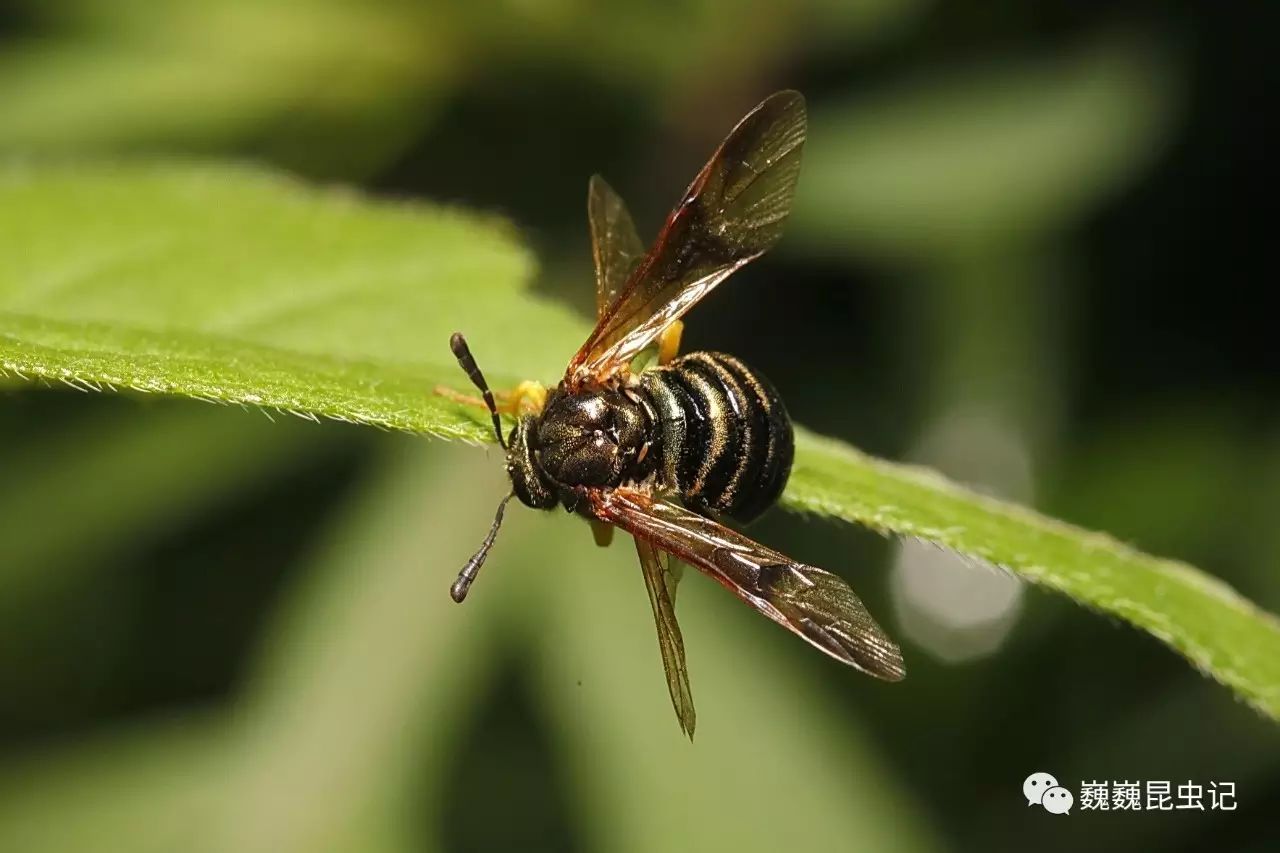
[{"xmin": 637, "ymin": 351, "xmax": 793, "ymax": 523}]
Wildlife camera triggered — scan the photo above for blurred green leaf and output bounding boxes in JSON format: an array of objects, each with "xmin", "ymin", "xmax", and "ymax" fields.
[
  {"xmin": 0, "ymin": 445, "xmax": 501, "ymax": 853},
  {"xmin": 460, "ymin": 0, "xmax": 923, "ymax": 91},
  {"xmin": 0, "ymin": 711, "xmax": 230, "ymax": 853},
  {"xmin": 0, "ymin": 0, "xmax": 924, "ymax": 178},
  {"xmin": 1049, "ymin": 408, "xmax": 1248, "ymax": 560},
  {"xmin": 792, "ymin": 35, "xmax": 1177, "ymax": 258},
  {"xmin": 0, "ymin": 0, "xmax": 450, "ymax": 177},
  {"xmin": 218, "ymin": 443, "xmax": 503, "ymax": 853},
  {"xmin": 0, "ymin": 404, "xmax": 334, "ymax": 600},
  {"xmin": 515, "ymin": 508, "xmax": 939, "ymax": 853},
  {"xmin": 2, "ymin": 162, "xmax": 1276, "ymax": 721}
]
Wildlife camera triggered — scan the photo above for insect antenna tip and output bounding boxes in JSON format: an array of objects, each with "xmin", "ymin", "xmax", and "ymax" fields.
[
  {"xmin": 450, "ymin": 492, "xmax": 514, "ymax": 603},
  {"xmin": 448, "ymin": 332, "xmax": 507, "ymax": 449}
]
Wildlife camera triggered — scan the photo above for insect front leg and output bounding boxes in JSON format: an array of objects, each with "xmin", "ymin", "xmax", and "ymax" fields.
[
  {"xmin": 657, "ymin": 321, "xmax": 684, "ymax": 366},
  {"xmin": 434, "ymin": 379, "xmax": 548, "ymax": 415},
  {"xmin": 505, "ymin": 380, "xmax": 549, "ymax": 414}
]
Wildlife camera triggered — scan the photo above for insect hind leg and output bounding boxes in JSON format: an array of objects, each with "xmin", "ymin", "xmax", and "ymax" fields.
[{"xmin": 590, "ymin": 519, "xmax": 615, "ymax": 548}]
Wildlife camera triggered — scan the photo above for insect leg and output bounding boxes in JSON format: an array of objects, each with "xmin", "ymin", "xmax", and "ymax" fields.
[
  {"xmin": 434, "ymin": 380, "xmax": 547, "ymax": 415},
  {"xmin": 590, "ymin": 519, "xmax": 615, "ymax": 548},
  {"xmin": 657, "ymin": 321, "xmax": 684, "ymax": 366},
  {"xmin": 506, "ymin": 380, "xmax": 548, "ymax": 414},
  {"xmin": 434, "ymin": 385, "xmax": 488, "ymax": 408}
]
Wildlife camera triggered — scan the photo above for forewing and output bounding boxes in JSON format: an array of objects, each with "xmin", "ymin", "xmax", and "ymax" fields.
[
  {"xmin": 635, "ymin": 535, "xmax": 696, "ymax": 738},
  {"xmin": 567, "ymin": 91, "xmax": 806, "ymax": 383},
  {"xmin": 592, "ymin": 488, "xmax": 905, "ymax": 681},
  {"xmin": 588, "ymin": 175, "xmax": 646, "ymax": 319}
]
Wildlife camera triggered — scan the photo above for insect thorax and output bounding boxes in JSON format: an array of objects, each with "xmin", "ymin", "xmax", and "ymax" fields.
[{"xmin": 506, "ymin": 385, "xmax": 656, "ymax": 511}]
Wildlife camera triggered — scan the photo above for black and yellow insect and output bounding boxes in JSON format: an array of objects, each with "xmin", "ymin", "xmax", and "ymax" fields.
[{"xmin": 443, "ymin": 91, "xmax": 904, "ymax": 737}]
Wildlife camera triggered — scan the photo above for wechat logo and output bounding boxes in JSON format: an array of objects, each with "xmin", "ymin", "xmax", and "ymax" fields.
[{"xmin": 1024, "ymin": 772, "xmax": 1073, "ymax": 815}]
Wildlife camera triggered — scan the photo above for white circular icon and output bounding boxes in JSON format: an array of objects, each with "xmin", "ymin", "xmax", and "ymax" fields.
[
  {"xmin": 1042, "ymin": 786, "xmax": 1073, "ymax": 815},
  {"xmin": 1022, "ymin": 771, "xmax": 1059, "ymax": 806}
]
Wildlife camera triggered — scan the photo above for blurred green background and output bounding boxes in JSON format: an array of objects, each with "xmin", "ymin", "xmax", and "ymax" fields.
[{"xmin": 1, "ymin": 1, "xmax": 1276, "ymax": 851}]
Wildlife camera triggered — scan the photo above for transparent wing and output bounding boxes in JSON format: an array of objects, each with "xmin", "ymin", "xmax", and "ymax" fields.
[
  {"xmin": 591, "ymin": 488, "xmax": 905, "ymax": 681},
  {"xmin": 588, "ymin": 174, "xmax": 645, "ymax": 319},
  {"xmin": 567, "ymin": 91, "xmax": 806, "ymax": 384},
  {"xmin": 635, "ymin": 535, "xmax": 696, "ymax": 738}
]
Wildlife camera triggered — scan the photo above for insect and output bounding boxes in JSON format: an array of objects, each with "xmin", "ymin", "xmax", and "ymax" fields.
[{"xmin": 442, "ymin": 91, "xmax": 904, "ymax": 737}]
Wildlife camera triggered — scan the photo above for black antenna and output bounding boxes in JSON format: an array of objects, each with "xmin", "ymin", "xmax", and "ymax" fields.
[
  {"xmin": 451, "ymin": 492, "xmax": 513, "ymax": 603},
  {"xmin": 450, "ymin": 332, "xmax": 506, "ymax": 449}
]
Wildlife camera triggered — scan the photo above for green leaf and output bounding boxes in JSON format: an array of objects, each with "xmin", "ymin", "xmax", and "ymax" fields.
[
  {"xmin": 787, "ymin": 429, "xmax": 1280, "ymax": 719},
  {"xmin": 0, "ymin": 404, "xmax": 334, "ymax": 600},
  {"xmin": 0, "ymin": 163, "xmax": 584, "ymax": 439},
  {"xmin": 0, "ymin": 1, "xmax": 447, "ymax": 177},
  {"xmin": 0, "ymin": 711, "xmax": 230, "ymax": 853},
  {"xmin": 2, "ymin": 163, "xmax": 1276, "ymax": 721},
  {"xmin": 221, "ymin": 445, "xmax": 498, "ymax": 853},
  {"xmin": 791, "ymin": 35, "xmax": 1177, "ymax": 258}
]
